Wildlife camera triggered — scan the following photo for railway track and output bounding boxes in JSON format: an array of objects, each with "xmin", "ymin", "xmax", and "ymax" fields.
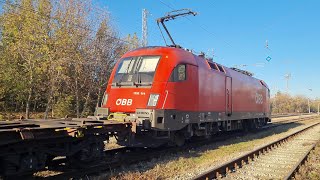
[
  {"xmin": 193, "ymin": 121, "xmax": 320, "ymax": 180},
  {"xmin": 263, "ymin": 114, "xmax": 318, "ymax": 129},
  {"xmin": 35, "ymin": 131, "xmax": 247, "ymax": 179},
  {"xmin": 271, "ymin": 113, "xmax": 315, "ymax": 119},
  {"xmin": 30, "ymin": 115, "xmax": 317, "ymax": 179}
]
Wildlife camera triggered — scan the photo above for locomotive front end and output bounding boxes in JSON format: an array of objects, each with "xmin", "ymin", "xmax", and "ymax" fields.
[
  {"xmin": 95, "ymin": 47, "xmax": 197, "ymax": 146},
  {"xmin": 103, "ymin": 55, "xmax": 163, "ymax": 128}
]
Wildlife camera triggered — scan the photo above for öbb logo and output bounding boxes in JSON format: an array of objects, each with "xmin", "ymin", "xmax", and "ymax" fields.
[{"xmin": 116, "ymin": 99, "xmax": 133, "ymax": 106}]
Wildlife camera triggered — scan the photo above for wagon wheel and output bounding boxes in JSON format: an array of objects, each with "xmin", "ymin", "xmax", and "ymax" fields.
[{"xmin": 67, "ymin": 141, "xmax": 105, "ymax": 168}]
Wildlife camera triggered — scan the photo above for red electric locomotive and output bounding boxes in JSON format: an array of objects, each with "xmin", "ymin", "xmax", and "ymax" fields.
[{"xmin": 96, "ymin": 46, "xmax": 271, "ymax": 147}]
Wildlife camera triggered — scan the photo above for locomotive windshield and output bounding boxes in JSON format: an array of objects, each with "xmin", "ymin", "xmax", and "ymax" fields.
[{"xmin": 112, "ymin": 56, "xmax": 160, "ymax": 86}]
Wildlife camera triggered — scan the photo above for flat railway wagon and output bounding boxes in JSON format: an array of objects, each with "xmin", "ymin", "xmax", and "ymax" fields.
[
  {"xmin": 0, "ymin": 118, "xmax": 131, "ymax": 176},
  {"xmin": 98, "ymin": 46, "xmax": 271, "ymax": 147}
]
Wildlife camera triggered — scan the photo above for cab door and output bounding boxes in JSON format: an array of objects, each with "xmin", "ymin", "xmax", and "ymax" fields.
[
  {"xmin": 163, "ymin": 64, "xmax": 198, "ymax": 111},
  {"xmin": 226, "ymin": 76, "xmax": 232, "ymax": 115}
]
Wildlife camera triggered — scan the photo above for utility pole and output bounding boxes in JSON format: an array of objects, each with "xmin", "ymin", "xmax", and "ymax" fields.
[
  {"xmin": 142, "ymin": 9, "xmax": 148, "ymax": 47},
  {"xmin": 307, "ymin": 88, "xmax": 312, "ymax": 114},
  {"xmin": 308, "ymin": 98, "xmax": 311, "ymax": 114},
  {"xmin": 284, "ymin": 73, "xmax": 291, "ymax": 93},
  {"xmin": 315, "ymin": 98, "xmax": 319, "ymax": 115}
]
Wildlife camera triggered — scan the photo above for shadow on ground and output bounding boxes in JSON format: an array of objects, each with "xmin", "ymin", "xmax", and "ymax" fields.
[{"xmin": 97, "ymin": 121, "xmax": 306, "ymax": 179}]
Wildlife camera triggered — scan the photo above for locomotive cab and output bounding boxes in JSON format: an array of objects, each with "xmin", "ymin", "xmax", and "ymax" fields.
[{"xmin": 95, "ymin": 47, "xmax": 199, "ymax": 146}]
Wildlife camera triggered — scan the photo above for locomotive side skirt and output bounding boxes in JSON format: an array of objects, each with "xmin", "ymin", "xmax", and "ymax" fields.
[{"xmin": 135, "ymin": 109, "xmax": 270, "ymax": 131}]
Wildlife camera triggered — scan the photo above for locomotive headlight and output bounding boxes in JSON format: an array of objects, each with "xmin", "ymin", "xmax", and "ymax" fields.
[{"xmin": 147, "ymin": 94, "xmax": 160, "ymax": 107}]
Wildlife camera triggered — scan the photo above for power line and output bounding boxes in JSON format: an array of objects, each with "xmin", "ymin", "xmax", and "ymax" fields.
[
  {"xmin": 207, "ymin": 0, "xmax": 218, "ymax": 8},
  {"xmin": 158, "ymin": 0, "xmax": 251, "ymax": 57},
  {"xmin": 89, "ymin": 0, "xmax": 144, "ymax": 38},
  {"xmin": 148, "ymin": 12, "xmax": 166, "ymax": 45}
]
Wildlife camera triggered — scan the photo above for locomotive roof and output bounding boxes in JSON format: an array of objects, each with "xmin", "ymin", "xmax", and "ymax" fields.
[
  {"xmin": 124, "ymin": 46, "xmax": 268, "ymax": 89},
  {"xmin": 128, "ymin": 46, "xmax": 188, "ymax": 53}
]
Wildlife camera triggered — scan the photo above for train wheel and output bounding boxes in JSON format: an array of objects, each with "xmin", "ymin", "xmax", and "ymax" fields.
[
  {"xmin": 1, "ymin": 152, "xmax": 47, "ymax": 177},
  {"xmin": 243, "ymin": 119, "xmax": 258, "ymax": 131},
  {"xmin": 242, "ymin": 120, "xmax": 249, "ymax": 132},
  {"xmin": 68, "ymin": 141, "xmax": 105, "ymax": 168}
]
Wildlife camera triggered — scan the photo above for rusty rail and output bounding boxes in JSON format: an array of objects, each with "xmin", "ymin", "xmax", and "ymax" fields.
[{"xmin": 284, "ymin": 143, "xmax": 317, "ymax": 180}]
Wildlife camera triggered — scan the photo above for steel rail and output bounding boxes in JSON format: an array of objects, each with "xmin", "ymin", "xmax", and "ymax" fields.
[
  {"xmin": 284, "ymin": 143, "xmax": 317, "ymax": 180},
  {"xmin": 271, "ymin": 113, "xmax": 316, "ymax": 118},
  {"xmin": 40, "ymin": 131, "xmax": 246, "ymax": 179},
  {"xmin": 193, "ymin": 121, "xmax": 320, "ymax": 180}
]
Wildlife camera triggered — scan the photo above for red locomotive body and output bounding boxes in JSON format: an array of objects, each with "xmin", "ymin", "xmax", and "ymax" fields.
[{"xmin": 98, "ymin": 46, "xmax": 270, "ymax": 146}]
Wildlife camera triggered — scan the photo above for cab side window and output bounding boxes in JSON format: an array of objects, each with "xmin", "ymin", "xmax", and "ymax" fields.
[{"xmin": 170, "ymin": 64, "xmax": 187, "ymax": 82}]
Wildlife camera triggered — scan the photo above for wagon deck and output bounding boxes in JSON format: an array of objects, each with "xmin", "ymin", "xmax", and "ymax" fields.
[{"xmin": 0, "ymin": 118, "xmax": 132, "ymax": 176}]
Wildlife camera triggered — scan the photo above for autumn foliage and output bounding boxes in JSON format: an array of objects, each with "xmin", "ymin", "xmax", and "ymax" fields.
[
  {"xmin": 271, "ymin": 92, "xmax": 319, "ymax": 114},
  {"xmin": 0, "ymin": 0, "xmax": 140, "ymax": 119}
]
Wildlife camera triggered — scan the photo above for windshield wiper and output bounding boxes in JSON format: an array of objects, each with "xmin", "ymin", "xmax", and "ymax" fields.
[
  {"xmin": 113, "ymin": 82, "xmax": 134, "ymax": 87},
  {"xmin": 134, "ymin": 82, "xmax": 152, "ymax": 86},
  {"xmin": 133, "ymin": 57, "xmax": 143, "ymax": 87}
]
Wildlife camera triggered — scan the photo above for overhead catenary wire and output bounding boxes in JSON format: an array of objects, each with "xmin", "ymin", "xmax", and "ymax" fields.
[
  {"xmin": 158, "ymin": 0, "xmax": 251, "ymax": 58},
  {"xmin": 89, "ymin": 0, "xmax": 144, "ymax": 37},
  {"xmin": 148, "ymin": 13, "xmax": 165, "ymax": 45},
  {"xmin": 159, "ymin": 0, "xmax": 273, "ymax": 73},
  {"xmin": 158, "ymin": 0, "xmax": 227, "ymax": 62},
  {"xmin": 56, "ymin": 0, "xmax": 150, "ymax": 45}
]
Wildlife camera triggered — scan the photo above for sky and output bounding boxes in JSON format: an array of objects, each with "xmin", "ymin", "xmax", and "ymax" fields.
[{"xmin": 94, "ymin": 0, "xmax": 320, "ymax": 98}]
